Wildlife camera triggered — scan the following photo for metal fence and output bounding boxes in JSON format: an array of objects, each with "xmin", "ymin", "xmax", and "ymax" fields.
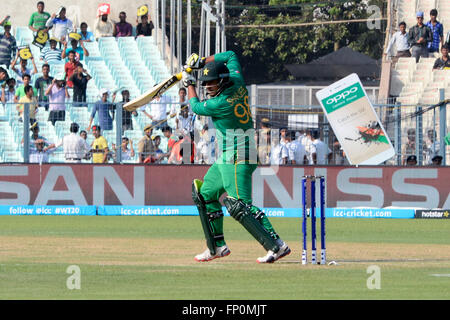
[
  {"xmin": 0, "ymin": 97, "xmax": 448, "ymax": 166},
  {"xmin": 248, "ymin": 85, "xmax": 381, "ymax": 106}
]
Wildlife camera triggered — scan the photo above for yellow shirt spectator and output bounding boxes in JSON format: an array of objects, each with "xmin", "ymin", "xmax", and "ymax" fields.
[
  {"xmin": 17, "ymin": 95, "xmax": 38, "ymax": 122},
  {"xmin": 92, "ymin": 135, "xmax": 109, "ymax": 163}
]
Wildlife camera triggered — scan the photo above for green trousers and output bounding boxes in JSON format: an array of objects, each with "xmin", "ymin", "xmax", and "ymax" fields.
[{"xmin": 200, "ymin": 159, "xmax": 279, "ymax": 247}]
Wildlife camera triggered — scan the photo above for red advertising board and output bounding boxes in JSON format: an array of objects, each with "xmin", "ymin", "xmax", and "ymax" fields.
[{"xmin": 0, "ymin": 164, "xmax": 448, "ymax": 208}]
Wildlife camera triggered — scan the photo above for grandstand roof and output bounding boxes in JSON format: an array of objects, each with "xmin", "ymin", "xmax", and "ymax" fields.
[{"xmin": 285, "ymin": 46, "xmax": 381, "ymax": 81}]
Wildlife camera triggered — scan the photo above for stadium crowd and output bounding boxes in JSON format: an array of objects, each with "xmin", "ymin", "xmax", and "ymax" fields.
[
  {"xmin": 0, "ymin": 2, "xmax": 447, "ymax": 166},
  {"xmin": 385, "ymin": 8, "xmax": 449, "ymax": 66}
]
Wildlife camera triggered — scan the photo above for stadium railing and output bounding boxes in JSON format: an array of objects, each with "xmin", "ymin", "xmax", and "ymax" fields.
[{"xmin": 0, "ymin": 98, "xmax": 447, "ymax": 166}]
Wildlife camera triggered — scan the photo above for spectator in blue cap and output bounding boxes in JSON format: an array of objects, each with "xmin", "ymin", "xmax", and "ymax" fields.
[{"xmin": 408, "ymin": 11, "xmax": 432, "ymax": 62}]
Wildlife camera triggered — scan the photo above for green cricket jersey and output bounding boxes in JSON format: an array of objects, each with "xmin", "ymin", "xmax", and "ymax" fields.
[{"xmin": 189, "ymin": 51, "xmax": 255, "ymax": 163}]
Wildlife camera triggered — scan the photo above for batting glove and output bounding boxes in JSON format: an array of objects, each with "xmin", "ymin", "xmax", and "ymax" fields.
[
  {"xmin": 182, "ymin": 71, "xmax": 196, "ymax": 87},
  {"xmin": 185, "ymin": 53, "xmax": 206, "ymax": 70}
]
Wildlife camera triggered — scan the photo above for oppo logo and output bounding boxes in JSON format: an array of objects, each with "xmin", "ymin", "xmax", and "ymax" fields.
[{"xmin": 326, "ymin": 86, "xmax": 359, "ymax": 105}]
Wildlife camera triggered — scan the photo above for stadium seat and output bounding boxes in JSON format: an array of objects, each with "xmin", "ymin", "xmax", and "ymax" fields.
[
  {"xmin": 83, "ymin": 41, "xmax": 101, "ymax": 58},
  {"xmin": 419, "ymin": 90, "xmax": 440, "ymax": 104},
  {"xmin": 15, "ymin": 26, "xmax": 33, "ymax": 45}
]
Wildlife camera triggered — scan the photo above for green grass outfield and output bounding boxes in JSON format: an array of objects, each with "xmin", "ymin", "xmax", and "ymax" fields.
[{"xmin": 0, "ymin": 216, "xmax": 449, "ymax": 299}]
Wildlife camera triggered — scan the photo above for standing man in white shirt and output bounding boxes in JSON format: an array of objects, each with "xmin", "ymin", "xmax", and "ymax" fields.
[
  {"xmin": 141, "ymin": 94, "xmax": 172, "ymax": 130},
  {"xmin": 279, "ymin": 127, "xmax": 289, "ymax": 146},
  {"xmin": 310, "ymin": 130, "xmax": 332, "ymax": 165},
  {"xmin": 302, "ymin": 129, "xmax": 314, "ymax": 164},
  {"xmin": 176, "ymin": 107, "xmax": 193, "ymax": 136},
  {"xmin": 385, "ymin": 21, "xmax": 411, "ymax": 65},
  {"xmin": 56, "ymin": 122, "xmax": 89, "ymax": 163},
  {"xmin": 270, "ymin": 131, "xmax": 289, "ymax": 165},
  {"xmin": 289, "ymin": 131, "xmax": 308, "ymax": 165},
  {"xmin": 45, "ymin": 7, "xmax": 73, "ymax": 44}
]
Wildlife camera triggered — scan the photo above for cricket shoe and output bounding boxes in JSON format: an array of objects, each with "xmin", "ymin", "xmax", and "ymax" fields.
[
  {"xmin": 194, "ymin": 245, "xmax": 231, "ymax": 262},
  {"xmin": 256, "ymin": 242, "xmax": 291, "ymax": 263}
]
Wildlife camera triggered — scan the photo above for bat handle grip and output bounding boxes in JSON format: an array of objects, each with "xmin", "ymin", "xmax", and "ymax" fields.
[{"xmin": 176, "ymin": 67, "xmax": 193, "ymax": 80}]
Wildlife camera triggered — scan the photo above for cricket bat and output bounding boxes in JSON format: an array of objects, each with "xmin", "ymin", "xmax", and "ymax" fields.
[{"xmin": 123, "ymin": 67, "xmax": 192, "ymax": 111}]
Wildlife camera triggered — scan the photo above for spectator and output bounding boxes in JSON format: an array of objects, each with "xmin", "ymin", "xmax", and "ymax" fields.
[
  {"xmin": 179, "ymin": 87, "xmax": 198, "ymax": 134},
  {"xmin": 283, "ymin": 130, "xmax": 294, "ymax": 163},
  {"xmin": 402, "ymin": 128, "xmax": 416, "ymax": 165},
  {"xmin": 176, "ymin": 107, "xmax": 193, "ymax": 136},
  {"xmin": 295, "ymin": 129, "xmax": 305, "ymax": 143},
  {"xmin": 151, "ymin": 135, "xmax": 168, "ymax": 163},
  {"xmin": 114, "ymin": 12, "xmax": 133, "ymax": 38},
  {"xmin": 28, "ymin": 1, "xmax": 51, "ymax": 34},
  {"xmin": 288, "ymin": 131, "xmax": 307, "ymax": 165},
  {"xmin": 45, "ymin": 78, "xmax": 68, "ymax": 126},
  {"xmin": 136, "ymin": 14, "xmax": 154, "ymax": 37},
  {"xmin": 423, "ymin": 128, "xmax": 440, "ymax": 164},
  {"xmin": 11, "ymin": 52, "xmax": 38, "ymax": 85},
  {"xmin": 431, "ymin": 155, "xmax": 443, "ymax": 166},
  {"xmin": 112, "ymin": 136, "xmax": 135, "ymax": 161},
  {"xmin": 385, "ymin": 21, "xmax": 411, "ymax": 64},
  {"xmin": 162, "ymin": 125, "xmax": 178, "ymax": 153},
  {"xmin": 69, "ymin": 62, "xmax": 91, "ymax": 107},
  {"xmin": 17, "ymin": 85, "xmax": 38, "ymax": 124},
  {"xmin": 88, "ymin": 89, "xmax": 116, "ymax": 132},
  {"xmin": 0, "ymin": 67, "xmax": 9, "ymax": 87},
  {"xmin": 142, "ymin": 94, "xmax": 171, "ymax": 130},
  {"xmin": 279, "ymin": 127, "xmax": 289, "ymax": 146},
  {"xmin": 303, "ymin": 129, "xmax": 315, "ymax": 164},
  {"xmin": 29, "ymin": 123, "xmax": 47, "ymax": 145},
  {"xmin": 432, "ymin": 44, "xmax": 450, "ymax": 70},
  {"xmin": 446, "ymin": 31, "xmax": 450, "ymax": 47},
  {"xmin": 270, "ymin": 131, "xmax": 288, "ymax": 165},
  {"xmin": 29, "ymin": 138, "xmax": 55, "ymax": 163},
  {"xmin": 332, "ymin": 141, "xmax": 348, "ymax": 165},
  {"xmin": 78, "ymin": 22, "xmax": 95, "ymax": 42},
  {"xmin": 0, "ymin": 20, "xmax": 17, "ymax": 67},
  {"xmin": 1, "ymin": 78, "xmax": 16, "ymax": 107},
  {"xmin": 64, "ymin": 50, "xmax": 77, "ymax": 88},
  {"xmin": 40, "ymin": 38, "xmax": 62, "ymax": 64},
  {"xmin": 168, "ymin": 134, "xmax": 195, "ymax": 164},
  {"xmin": 260, "ymin": 118, "xmax": 271, "ymax": 130},
  {"xmin": 178, "ymin": 87, "xmax": 191, "ymax": 113},
  {"xmin": 34, "ymin": 63, "xmax": 53, "ymax": 110},
  {"xmin": 14, "ymin": 74, "xmax": 38, "ymax": 103},
  {"xmin": 408, "ymin": 11, "xmax": 432, "ymax": 63},
  {"xmin": 116, "ymin": 89, "xmax": 137, "ymax": 131},
  {"xmin": 90, "ymin": 125, "xmax": 109, "ymax": 164},
  {"xmin": 406, "ymin": 155, "xmax": 417, "ymax": 166},
  {"xmin": 79, "ymin": 129, "xmax": 91, "ymax": 160},
  {"xmin": 196, "ymin": 124, "xmax": 212, "ymax": 164},
  {"xmin": 425, "ymin": 9, "xmax": 443, "ymax": 55},
  {"xmin": 45, "ymin": 7, "xmax": 73, "ymax": 43},
  {"xmin": 27, "ymin": 123, "xmax": 55, "ymax": 155},
  {"xmin": 258, "ymin": 128, "xmax": 271, "ymax": 165},
  {"xmin": 137, "ymin": 124, "xmax": 155, "ymax": 163},
  {"xmin": 80, "ymin": 130, "xmax": 87, "ymax": 140},
  {"xmin": 310, "ymin": 130, "xmax": 332, "ymax": 165},
  {"xmin": 55, "ymin": 122, "xmax": 89, "ymax": 163},
  {"xmin": 94, "ymin": 13, "xmax": 114, "ymax": 40},
  {"xmin": 62, "ymin": 37, "xmax": 89, "ymax": 62}
]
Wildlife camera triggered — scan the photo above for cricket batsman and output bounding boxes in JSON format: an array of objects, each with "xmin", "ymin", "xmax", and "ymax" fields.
[{"xmin": 182, "ymin": 51, "xmax": 291, "ymax": 263}]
